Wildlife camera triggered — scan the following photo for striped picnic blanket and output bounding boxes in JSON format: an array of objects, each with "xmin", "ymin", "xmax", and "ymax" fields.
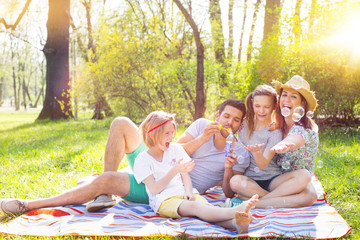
[{"xmin": 0, "ymin": 175, "xmax": 351, "ymax": 238}]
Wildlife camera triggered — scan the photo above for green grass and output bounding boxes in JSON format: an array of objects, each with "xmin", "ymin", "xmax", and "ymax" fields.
[{"xmin": 0, "ymin": 110, "xmax": 358, "ymax": 239}]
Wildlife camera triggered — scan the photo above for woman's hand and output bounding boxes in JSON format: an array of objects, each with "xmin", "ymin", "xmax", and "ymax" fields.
[{"xmin": 271, "ymin": 142, "xmax": 295, "ymax": 154}]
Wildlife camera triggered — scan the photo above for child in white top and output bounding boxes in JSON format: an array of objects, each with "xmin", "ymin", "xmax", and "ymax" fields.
[{"xmin": 134, "ymin": 111, "xmax": 259, "ymax": 233}]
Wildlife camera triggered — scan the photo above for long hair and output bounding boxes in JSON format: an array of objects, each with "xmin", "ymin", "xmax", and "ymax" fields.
[
  {"xmin": 245, "ymin": 85, "xmax": 279, "ymax": 137},
  {"xmin": 276, "ymin": 88, "xmax": 315, "ymax": 136}
]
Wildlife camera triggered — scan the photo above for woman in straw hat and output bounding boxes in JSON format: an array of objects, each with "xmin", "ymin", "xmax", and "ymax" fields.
[{"xmin": 229, "ymin": 75, "xmax": 319, "ymax": 208}]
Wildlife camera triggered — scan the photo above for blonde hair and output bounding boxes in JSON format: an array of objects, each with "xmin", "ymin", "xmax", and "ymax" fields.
[
  {"xmin": 245, "ymin": 85, "xmax": 279, "ymax": 137},
  {"xmin": 139, "ymin": 111, "xmax": 176, "ymax": 148}
]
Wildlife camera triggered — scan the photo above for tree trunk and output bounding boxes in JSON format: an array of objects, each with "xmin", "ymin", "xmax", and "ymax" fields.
[
  {"xmin": 173, "ymin": 0, "xmax": 205, "ymax": 120},
  {"xmin": 228, "ymin": 0, "xmax": 234, "ymax": 64},
  {"xmin": 209, "ymin": 0, "xmax": 226, "ymax": 88},
  {"xmin": 308, "ymin": 0, "xmax": 317, "ymax": 39},
  {"xmin": 293, "ymin": 0, "xmax": 302, "ymax": 44},
  {"xmin": 247, "ymin": 0, "xmax": 261, "ymax": 61},
  {"xmin": 38, "ymin": 0, "xmax": 72, "ymax": 120},
  {"xmin": 71, "ymin": 0, "xmax": 112, "ymax": 119},
  {"xmin": 263, "ymin": 0, "xmax": 281, "ymax": 42},
  {"xmin": 238, "ymin": 0, "xmax": 247, "ymax": 62}
]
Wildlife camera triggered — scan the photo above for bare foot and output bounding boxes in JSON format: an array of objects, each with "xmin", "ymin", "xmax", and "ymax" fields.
[
  {"xmin": 233, "ymin": 194, "xmax": 259, "ymax": 233},
  {"xmin": 234, "ymin": 211, "xmax": 252, "ymax": 233},
  {"xmin": 234, "ymin": 194, "xmax": 259, "ymax": 212}
]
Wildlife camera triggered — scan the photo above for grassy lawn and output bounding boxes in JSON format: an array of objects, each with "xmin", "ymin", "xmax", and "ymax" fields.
[{"xmin": 0, "ymin": 109, "xmax": 358, "ymax": 239}]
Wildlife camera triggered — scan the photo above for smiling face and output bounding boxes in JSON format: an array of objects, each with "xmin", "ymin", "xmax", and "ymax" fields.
[
  {"xmin": 157, "ymin": 122, "xmax": 175, "ymax": 151},
  {"xmin": 280, "ymin": 88, "xmax": 305, "ymax": 118},
  {"xmin": 216, "ymin": 105, "xmax": 244, "ymax": 133},
  {"xmin": 253, "ymin": 95, "xmax": 275, "ymax": 124}
]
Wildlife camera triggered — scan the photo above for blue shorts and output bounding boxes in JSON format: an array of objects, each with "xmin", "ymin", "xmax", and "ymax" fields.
[
  {"xmin": 255, "ymin": 175, "xmax": 280, "ymax": 191},
  {"xmin": 122, "ymin": 142, "xmax": 149, "ymax": 204}
]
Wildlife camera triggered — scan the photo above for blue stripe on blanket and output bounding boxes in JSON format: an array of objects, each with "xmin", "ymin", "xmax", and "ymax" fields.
[{"xmin": 0, "ymin": 175, "xmax": 351, "ymax": 238}]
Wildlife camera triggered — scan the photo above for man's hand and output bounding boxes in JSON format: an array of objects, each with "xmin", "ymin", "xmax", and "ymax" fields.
[
  {"xmin": 200, "ymin": 122, "xmax": 220, "ymax": 142},
  {"xmin": 225, "ymin": 148, "xmax": 237, "ymax": 169}
]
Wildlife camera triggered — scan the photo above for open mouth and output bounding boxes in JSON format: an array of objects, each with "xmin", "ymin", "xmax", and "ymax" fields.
[{"xmin": 165, "ymin": 142, "xmax": 170, "ymax": 148}]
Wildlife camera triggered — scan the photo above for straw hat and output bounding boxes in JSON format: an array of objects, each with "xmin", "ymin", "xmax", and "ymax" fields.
[{"xmin": 272, "ymin": 75, "xmax": 318, "ymax": 112}]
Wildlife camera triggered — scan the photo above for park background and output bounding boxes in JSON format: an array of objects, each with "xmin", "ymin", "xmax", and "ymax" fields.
[{"xmin": 0, "ymin": 0, "xmax": 359, "ymax": 239}]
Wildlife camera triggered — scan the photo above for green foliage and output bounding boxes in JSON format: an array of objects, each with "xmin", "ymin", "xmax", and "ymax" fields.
[{"xmin": 316, "ymin": 127, "xmax": 360, "ymax": 239}]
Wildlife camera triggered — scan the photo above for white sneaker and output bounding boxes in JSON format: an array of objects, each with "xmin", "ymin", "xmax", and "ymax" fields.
[{"xmin": 86, "ymin": 194, "xmax": 116, "ymax": 212}]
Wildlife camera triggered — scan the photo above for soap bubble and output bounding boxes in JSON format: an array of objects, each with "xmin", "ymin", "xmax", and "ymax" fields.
[
  {"xmin": 282, "ymin": 161, "xmax": 291, "ymax": 170},
  {"xmin": 254, "ymin": 167, "xmax": 261, "ymax": 173},
  {"xmin": 292, "ymin": 112, "xmax": 302, "ymax": 122},
  {"xmin": 316, "ymin": 160, "xmax": 324, "ymax": 169},
  {"xmin": 294, "ymin": 106, "xmax": 305, "ymax": 117},
  {"xmin": 306, "ymin": 111, "xmax": 314, "ymax": 119},
  {"xmin": 281, "ymin": 107, "xmax": 291, "ymax": 117}
]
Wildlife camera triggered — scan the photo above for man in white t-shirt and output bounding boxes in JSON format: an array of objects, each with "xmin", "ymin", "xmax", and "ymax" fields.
[{"xmin": 0, "ymin": 99, "xmax": 249, "ymax": 216}]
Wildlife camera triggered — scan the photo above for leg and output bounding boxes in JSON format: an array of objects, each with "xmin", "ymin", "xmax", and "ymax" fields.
[
  {"xmin": 103, "ymin": 117, "xmax": 142, "ymax": 172},
  {"xmin": 255, "ymin": 182, "xmax": 318, "ymax": 208},
  {"xmin": 261, "ymin": 169, "xmax": 312, "ymax": 199},
  {"xmin": 178, "ymin": 195, "xmax": 259, "ymax": 231},
  {"xmin": 27, "ymin": 172, "xmax": 131, "ymax": 210},
  {"xmin": 230, "ymin": 175, "xmax": 268, "ymax": 199}
]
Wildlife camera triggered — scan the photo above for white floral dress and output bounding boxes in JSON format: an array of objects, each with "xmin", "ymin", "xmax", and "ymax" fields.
[{"xmin": 277, "ymin": 124, "xmax": 319, "ymax": 173}]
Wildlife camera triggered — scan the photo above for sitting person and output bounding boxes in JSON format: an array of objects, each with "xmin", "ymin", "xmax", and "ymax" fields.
[
  {"xmin": 0, "ymin": 99, "xmax": 250, "ymax": 216},
  {"xmin": 133, "ymin": 110, "xmax": 259, "ymax": 233},
  {"xmin": 230, "ymin": 75, "xmax": 319, "ymax": 208}
]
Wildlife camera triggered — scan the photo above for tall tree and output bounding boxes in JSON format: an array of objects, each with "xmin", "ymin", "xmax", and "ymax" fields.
[
  {"xmin": 209, "ymin": 0, "xmax": 225, "ymax": 64},
  {"xmin": 173, "ymin": 0, "xmax": 205, "ymax": 120},
  {"xmin": 247, "ymin": 0, "xmax": 262, "ymax": 61},
  {"xmin": 308, "ymin": 0, "xmax": 317, "ymax": 39},
  {"xmin": 238, "ymin": 0, "xmax": 247, "ymax": 62},
  {"xmin": 293, "ymin": 0, "xmax": 302, "ymax": 44},
  {"xmin": 209, "ymin": 0, "xmax": 227, "ymax": 88},
  {"xmin": 38, "ymin": 0, "xmax": 72, "ymax": 119},
  {"xmin": 227, "ymin": 0, "xmax": 234, "ymax": 63},
  {"xmin": 263, "ymin": 0, "xmax": 281, "ymax": 42},
  {"xmin": 71, "ymin": 0, "xmax": 113, "ymax": 119}
]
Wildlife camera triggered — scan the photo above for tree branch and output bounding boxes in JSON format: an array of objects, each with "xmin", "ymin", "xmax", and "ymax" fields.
[{"xmin": 0, "ymin": 0, "xmax": 33, "ymax": 30}]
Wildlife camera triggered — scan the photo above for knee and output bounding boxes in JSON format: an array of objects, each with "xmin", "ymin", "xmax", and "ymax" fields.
[
  {"xmin": 110, "ymin": 116, "xmax": 133, "ymax": 132},
  {"xmin": 294, "ymin": 169, "xmax": 312, "ymax": 185},
  {"xmin": 93, "ymin": 172, "xmax": 116, "ymax": 188},
  {"xmin": 230, "ymin": 175, "xmax": 248, "ymax": 193},
  {"xmin": 299, "ymin": 185, "xmax": 318, "ymax": 207}
]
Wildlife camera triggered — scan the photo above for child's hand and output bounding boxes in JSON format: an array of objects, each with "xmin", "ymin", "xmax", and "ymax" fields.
[
  {"xmin": 184, "ymin": 192, "xmax": 195, "ymax": 201},
  {"xmin": 244, "ymin": 143, "xmax": 265, "ymax": 153},
  {"xmin": 175, "ymin": 158, "xmax": 195, "ymax": 173},
  {"xmin": 270, "ymin": 142, "xmax": 295, "ymax": 154},
  {"xmin": 225, "ymin": 148, "xmax": 237, "ymax": 169}
]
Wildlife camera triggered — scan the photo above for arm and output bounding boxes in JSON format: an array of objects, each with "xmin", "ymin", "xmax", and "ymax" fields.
[
  {"xmin": 181, "ymin": 172, "xmax": 195, "ymax": 200},
  {"xmin": 143, "ymin": 159, "xmax": 195, "ymax": 195},
  {"xmin": 245, "ymin": 144, "xmax": 276, "ymax": 170},
  {"xmin": 222, "ymin": 149, "xmax": 243, "ymax": 198},
  {"xmin": 271, "ymin": 134, "xmax": 305, "ymax": 154},
  {"xmin": 177, "ymin": 122, "xmax": 219, "ymax": 156}
]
